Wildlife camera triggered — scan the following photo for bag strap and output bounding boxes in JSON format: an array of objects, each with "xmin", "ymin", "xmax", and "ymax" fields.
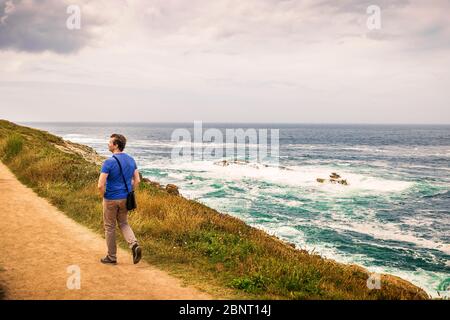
[{"xmin": 112, "ymin": 155, "xmax": 130, "ymax": 193}]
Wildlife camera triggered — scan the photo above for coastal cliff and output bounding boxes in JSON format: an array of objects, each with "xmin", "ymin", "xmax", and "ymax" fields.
[{"xmin": 0, "ymin": 119, "xmax": 429, "ymax": 300}]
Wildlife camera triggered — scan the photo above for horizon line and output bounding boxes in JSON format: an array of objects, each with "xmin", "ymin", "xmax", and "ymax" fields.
[{"xmin": 14, "ymin": 120, "xmax": 450, "ymax": 126}]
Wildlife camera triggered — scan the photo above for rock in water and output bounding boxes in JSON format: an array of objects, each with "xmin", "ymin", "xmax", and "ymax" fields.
[
  {"xmin": 330, "ymin": 172, "xmax": 341, "ymax": 179},
  {"xmin": 317, "ymin": 173, "xmax": 349, "ymax": 186}
]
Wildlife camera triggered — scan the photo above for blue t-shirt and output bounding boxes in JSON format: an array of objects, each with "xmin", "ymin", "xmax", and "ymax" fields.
[{"xmin": 101, "ymin": 153, "xmax": 137, "ymax": 200}]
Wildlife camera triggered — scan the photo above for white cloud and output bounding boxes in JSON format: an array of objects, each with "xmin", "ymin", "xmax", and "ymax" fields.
[
  {"xmin": 0, "ymin": 0, "xmax": 124, "ymax": 53},
  {"xmin": 0, "ymin": 0, "xmax": 15, "ymax": 25},
  {"xmin": 0, "ymin": 0, "xmax": 449, "ymax": 123}
]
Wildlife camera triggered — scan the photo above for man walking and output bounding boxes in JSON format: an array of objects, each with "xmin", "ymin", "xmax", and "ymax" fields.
[{"xmin": 97, "ymin": 134, "xmax": 142, "ymax": 265}]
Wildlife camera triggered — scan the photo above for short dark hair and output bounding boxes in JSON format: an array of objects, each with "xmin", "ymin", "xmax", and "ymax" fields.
[{"xmin": 110, "ymin": 134, "xmax": 127, "ymax": 151}]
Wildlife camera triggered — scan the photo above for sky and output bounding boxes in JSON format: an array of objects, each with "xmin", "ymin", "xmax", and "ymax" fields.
[{"xmin": 0, "ymin": 0, "xmax": 449, "ymax": 124}]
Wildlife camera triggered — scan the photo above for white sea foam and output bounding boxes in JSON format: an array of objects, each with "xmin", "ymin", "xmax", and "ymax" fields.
[
  {"xmin": 285, "ymin": 144, "xmax": 450, "ymax": 159},
  {"xmin": 167, "ymin": 172, "xmax": 189, "ymax": 181},
  {"xmin": 364, "ymin": 265, "xmax": 450, "ymax": 298},
  {"xmin": 257, "ymin": 221, "xmax": 372, "ymax": 265},
  {"xmin": 259, "ymin": 221, "xmax": 449, "ymax": 298},
  {"xmin": 282, "ymin": 200, "xmax": 306, "ymax": 207},
  {"xmin": 334, "ymin": 221, "xmax": 450, "ymax": 255},
  {"xmin": 160, "ymin": 160, "xmax": 413, "ymax": 195},
  {"xmin": 63, "ymin": 136, "xmax": 107, "ymax": 145},
  {"xmin": 64, "ymin": 134, "xmax": 86, "ymax": 138},
  {"xmin": 271, "ymin": 225, "xmax": 304, "ymax": 238},
  {"xmin": 181, "ymin": 188, "xmax": 214, "ymax": 201}
]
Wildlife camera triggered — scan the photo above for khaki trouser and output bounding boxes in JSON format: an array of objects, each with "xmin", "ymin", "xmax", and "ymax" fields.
[{"xmin": 103, "ymin": 199, "xmax": 138, "ymax": 261}]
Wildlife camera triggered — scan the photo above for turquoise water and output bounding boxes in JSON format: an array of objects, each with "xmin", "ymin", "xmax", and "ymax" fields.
[{"xmin": 25, "ymin": 123, "xmax": 450, "ymax": 297}]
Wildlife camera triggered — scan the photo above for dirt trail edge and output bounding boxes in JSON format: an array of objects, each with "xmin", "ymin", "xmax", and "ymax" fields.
[{"xmin": 0, "ymin": 162, "xmax": 214, "ymax": 300}]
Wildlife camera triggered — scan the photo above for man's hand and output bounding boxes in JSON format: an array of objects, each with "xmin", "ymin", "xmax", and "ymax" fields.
[
  {"xmin": 98, "ymin": 173, "xmax": 108, "ymax": 197},
  {"xmin": 132, "ymin": 169, "xmax": 141, "ymax": 191}
]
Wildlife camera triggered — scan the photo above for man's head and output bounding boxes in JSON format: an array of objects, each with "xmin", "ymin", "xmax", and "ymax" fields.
[{"xmin": 108, "ymin": 134, "xmax": 127, "ymax": 153}]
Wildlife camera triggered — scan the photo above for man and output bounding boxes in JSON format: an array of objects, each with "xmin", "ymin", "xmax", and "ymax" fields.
[{"xmin": 98, "ymin": 133, "xmax": 142, "ymax": 265}]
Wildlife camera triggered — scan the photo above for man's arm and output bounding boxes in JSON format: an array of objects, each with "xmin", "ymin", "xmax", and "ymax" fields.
[
  {"xmin": 132, "ymin": 169, "xmax": 140, "ymax": 191},
  {"xmin": 98, "ymin": 173, "xmax": 108, "ymax": 197}
]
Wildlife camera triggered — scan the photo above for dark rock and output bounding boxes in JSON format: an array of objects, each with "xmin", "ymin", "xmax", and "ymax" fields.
[
  {"xmin": 142, "ymin": 177, "xmax": 162, "ymax": 189},
  {"xmin": 214, "ymin": 160, "xmax": 229, "ymax": 166},
  {"xmin": 330, "ymin": 172, "xmax": 341, "ymax": 179},
  {"xmin": 166, "ymin": 184, "xmax": 180, "ymax": 196}
]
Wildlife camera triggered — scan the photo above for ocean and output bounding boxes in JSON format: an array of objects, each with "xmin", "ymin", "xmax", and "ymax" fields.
[{"xmin": 23, "ymin": 122, "xmax": 450, "ymax": 297}]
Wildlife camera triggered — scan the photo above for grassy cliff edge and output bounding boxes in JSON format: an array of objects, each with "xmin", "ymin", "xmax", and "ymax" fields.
[{"xmin": 0, "ymin": 120, "xmax": 428, "ymax": 300}]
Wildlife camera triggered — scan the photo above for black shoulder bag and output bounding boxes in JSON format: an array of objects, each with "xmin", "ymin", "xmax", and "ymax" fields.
[{"xmin": 113, "ymin": 155, "xmax": 137, "ymax": 211}]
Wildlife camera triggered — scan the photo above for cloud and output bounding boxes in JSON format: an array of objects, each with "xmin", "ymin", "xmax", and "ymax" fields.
[
  {"xmin": 128, "ymin": 0, "xmax": 450, "ymax": 55},
  {"xmin": 0, "ymin": 0, "xmax": 14, "ymax": 25},
  {"xmin": 0, "ymin": 0, "xmax": 117, "ymax": 54},
  {"xmin": 313, "ymin": 0, "xmax": 410, "ymax": 13},
  {"xmin": 2, "ymin": 0, "xmax": 449, "ymax": 55},
  {"xmin": 0, "ymin": 0, "xmax": 449, "ymax": 123}
]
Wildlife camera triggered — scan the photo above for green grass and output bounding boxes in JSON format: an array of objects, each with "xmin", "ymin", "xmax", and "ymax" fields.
[
  {"xmin": 0, "ymin": 119, "xmax": 429, "ymax": 300},
  {"xmin": 1, "ymin": 133, "xmax": 23, "ymax": 161}
]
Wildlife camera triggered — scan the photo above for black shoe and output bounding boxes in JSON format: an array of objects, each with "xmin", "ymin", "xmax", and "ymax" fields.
[
  {"xmin": 132, "ymin": 243, "xmax": 142, "ymax": 264},
  {"xmin": 100, "ymin": 256, "xmax": 117, "ymax": 264}
]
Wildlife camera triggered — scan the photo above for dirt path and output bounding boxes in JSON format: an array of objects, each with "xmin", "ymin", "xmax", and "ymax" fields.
[{"xmin": 0, "ymin": 162, "xmax": 214, "ymax": 300}]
